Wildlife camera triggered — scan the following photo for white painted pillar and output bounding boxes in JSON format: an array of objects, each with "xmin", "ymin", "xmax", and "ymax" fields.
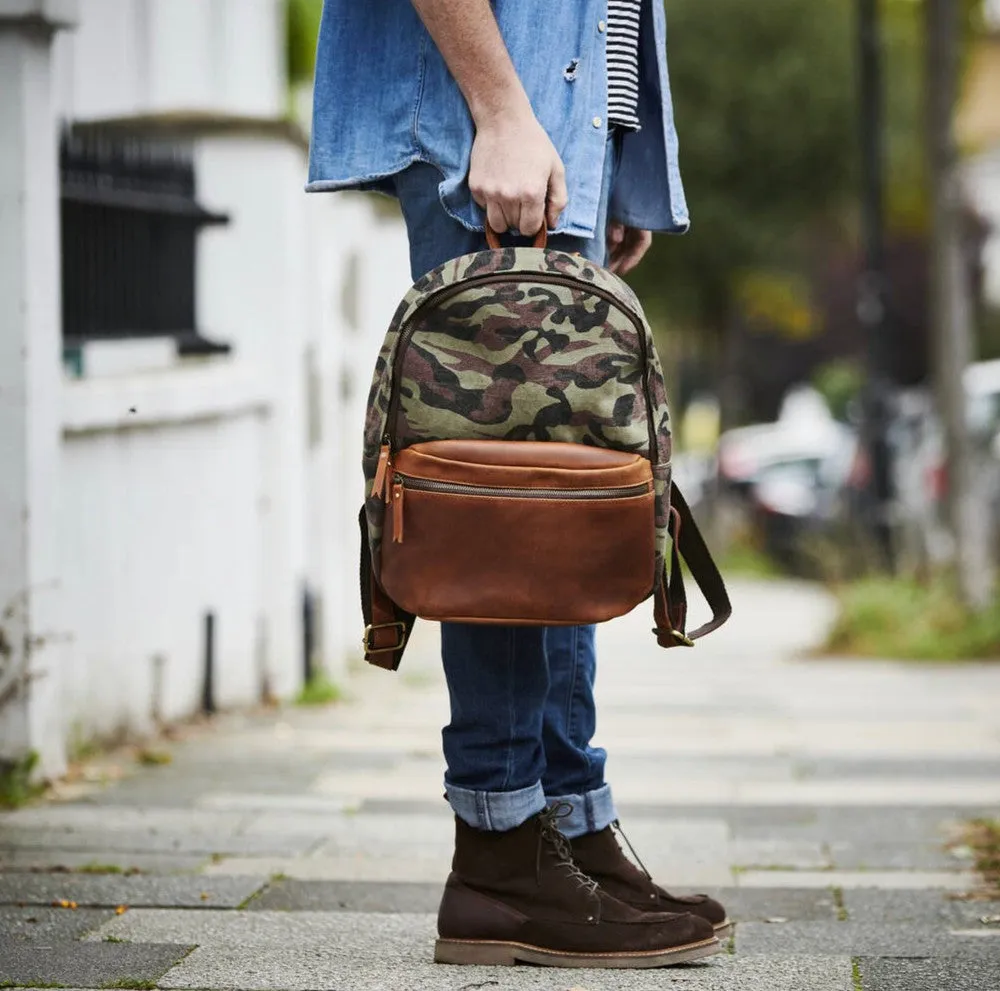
[{"xmin": 0, "ymin": 0, "xmax": 77, "ymax": 778}]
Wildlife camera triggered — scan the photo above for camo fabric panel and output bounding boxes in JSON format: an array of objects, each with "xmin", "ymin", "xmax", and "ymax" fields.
[
  {"xmin": 392, "ymin": 283, "xmax": 650, "ymax": 452},
  {"xmin": 363, "ymin": 246, "xmax": 674, "ymax": 584},
  {"xmin": 362, "ymin": 248, "xmax": 651, "ymax": 456}
]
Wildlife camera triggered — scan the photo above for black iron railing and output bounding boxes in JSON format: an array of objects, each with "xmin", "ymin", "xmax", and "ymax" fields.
[{"xmin": 60, "ymin": 129, "xmax": 229, "ymax": 353}]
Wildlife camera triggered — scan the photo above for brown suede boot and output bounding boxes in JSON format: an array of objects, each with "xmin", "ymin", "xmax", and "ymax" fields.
[
  {"xmin": 435, "ymin": 807, "xmax": 720, "ymax": 968},
  {"xmin": 570, "ymin": 821, "xmax": 731, "ymax": 938}
]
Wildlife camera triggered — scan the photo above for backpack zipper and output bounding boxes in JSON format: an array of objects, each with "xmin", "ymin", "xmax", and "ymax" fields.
[
  {"xmin": 383, "ymin": 272, "xmax": 659, "ymax": 462},
  {"xmin": 389, "ymin": 474, "xmax": 652, "ymax": 544}
]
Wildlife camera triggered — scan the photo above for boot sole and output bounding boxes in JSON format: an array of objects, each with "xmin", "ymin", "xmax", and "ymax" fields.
[
  {"xmin": 714, "ymin": 919, "xmax": 733, "ymax": 940},
  {"xmin": 434, "ymin": 934, "xmax": 721, "ymax": 968}
]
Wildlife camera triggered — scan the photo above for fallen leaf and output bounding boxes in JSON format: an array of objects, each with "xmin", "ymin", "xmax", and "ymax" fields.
[
  {"xmin": 981, "ymin": 914, "xmax": 1000, "ymax": 925},
  {"xmin": 765, "ymin": 916, "xmax": 788, "ymax": 924},
  {"xmin": 200, "ymin": 892, "xmax": 210, "ymax": 901},
  {"xmin": 115, "ymin": 904, "xmax": 128, "ymax": 915}
]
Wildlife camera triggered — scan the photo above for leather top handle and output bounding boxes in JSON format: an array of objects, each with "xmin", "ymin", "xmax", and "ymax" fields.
[{"xmin": 486, "ymin": 224, "xmax": 548, "ymax": 250}]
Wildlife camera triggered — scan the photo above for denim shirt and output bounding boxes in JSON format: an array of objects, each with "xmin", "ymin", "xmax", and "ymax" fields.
[{"xmin": 307, "ymin": 1, "xmax": 689, "ymax": 237}]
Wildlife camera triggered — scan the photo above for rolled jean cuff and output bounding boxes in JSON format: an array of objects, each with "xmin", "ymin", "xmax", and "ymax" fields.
[
  {"xmin": 445, "ymin": 780, "xmax": 547, "ymax": 832},
  {"xmin": 545, "ymin": 783, "xmax": 616, "ymax": 839}
]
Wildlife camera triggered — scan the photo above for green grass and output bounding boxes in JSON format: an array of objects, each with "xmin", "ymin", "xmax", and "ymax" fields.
[
  {"xmin": 236, "ymin": 889, "xmax": 265, "ymax": 910},
  {"xmin": 831, "ymin": 885, "xmax": 848, "ymax": 921},
  {"xmin": 0, "ymin": 983, "xmax": 67, "ymax": 989},
  {"xmin": 713, "ymin": 537, "xmax": 782, "ymax": 579},
  {"xmin": 294, "ymin": 674, "xmax": 343, "ymax": 706},
  {"xmin": 852, "ymin": 957, "xmax": 864, "ymax": 991},
  {"xmin": 400, "ymin": 669, "xmax": 437, "ymax": 688},
  {"xmin": 103, "ymin": 935, "xmax": 128, "ymax": 944},
  {"xmin": 67, "ymin": 735, "xmax": 102, "ymax": 764},
  {"xmin": 964, "ymin": 818, "xmax": 1000, "ymax": 896},
  {"xmin": 0, "ymin": 750, "xmax": 44, "ymax": 809},
  {"xmin": 733, "ymin": 863, "xmax": 826, "ymax": 872},
  {"xmin": 136, "ymin": 748, "xmax": 172, "ymax": 767},
  {"xmin": 0, "ymin": 983, "xmax": 66, "ymax": 989},
  {"xmin": 99, "ymin": 981, "xmax": 157, "ymax": 990},
  {"xmin": 822, "ymin": 576, "xmax": 1000, "ymax": 661},
  {"xmin": 76, "ymin": 863, "xmax": 125, "ymax": 875}
]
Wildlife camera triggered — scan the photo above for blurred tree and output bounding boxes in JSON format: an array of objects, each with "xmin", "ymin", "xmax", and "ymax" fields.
[
  {"xmin": 631, "ymin": 0, "xmax": 856, "ymax": 334},
  {"xmin": 286, "ymin": 0, "xmax": 324, "ymax": 87},
  {"xmin": 638, "ymin": 0, "xmax": 989, "ymax": 425},
  {"xmin": 813, "ymin": 359, "xmax": 865, "ymax": 421},
  {"xmin": 881, "ymin": 0, "xmax": 985, "ymax": 230},
  {"xmin": 984, "ymin": 306, "xmax": 1000, "ymax": 359},
  {"xmin": 926, "ymin": 0, "xmax": 995, "ymax": 608}
]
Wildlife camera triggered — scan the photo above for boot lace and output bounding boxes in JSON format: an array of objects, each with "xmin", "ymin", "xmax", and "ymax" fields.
[
  {"xmin": 537, "ymin": 803, "xmax": 600, "ymax": 900},
  {"xmin": 612, "ymin": 817, "xmax": 653, "ymax": 878}
]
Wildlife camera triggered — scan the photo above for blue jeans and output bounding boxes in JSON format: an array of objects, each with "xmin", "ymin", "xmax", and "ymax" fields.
[{"xmin": 392, "ymin": 136, "xmax": 621, "ymax": 839}]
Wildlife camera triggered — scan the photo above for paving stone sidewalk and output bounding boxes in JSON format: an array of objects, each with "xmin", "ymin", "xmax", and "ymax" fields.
[{"xmin": 2, "ymin": 579, "xmax": 999, "ymax": 990}]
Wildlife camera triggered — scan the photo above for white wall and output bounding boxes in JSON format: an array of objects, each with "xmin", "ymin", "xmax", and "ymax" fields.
[
  {"xmin": 50, "ymin": 96, "xmax": 412, "ymax": 733},
  {"xmin": 304, "ymin": 195, "xmax": 413, "ymax": 669},
  {"xmin": 192, "ymin": 144, "xmax": 413, "ymax": 686},
  {"xmin": 195, "ymin": 136, "xmax": 313, "ymax": 693},
  {"xmin": 60, "ymin": 376, "xmax": 267, "ymax": 739},
  {"xmin": 0, "ymin": 11, "xmax": 72, "ymax": 775},
  {"xmin": 52, "ymin": 0, "xmax": 284, "ymax": 121},
  {"xmin": 1, "ymin": 0, "xmax": 415, "ymax": 772}
]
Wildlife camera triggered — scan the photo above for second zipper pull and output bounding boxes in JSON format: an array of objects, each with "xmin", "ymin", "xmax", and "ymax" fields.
[
  {"xmin": 392, "ymin": 479, "xmax": 404, "ymax": 543},
  {"xmin": 372, "ymin": 444, "xmax": 391, "ymax": 500}
]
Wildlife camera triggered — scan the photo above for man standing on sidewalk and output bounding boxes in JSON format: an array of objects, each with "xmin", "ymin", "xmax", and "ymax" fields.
[{"xmin": 307, "ymin": 0, "xmax": 729, "ymax": 968}]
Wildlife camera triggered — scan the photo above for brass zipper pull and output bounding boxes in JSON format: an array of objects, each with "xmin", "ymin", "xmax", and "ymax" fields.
[
  {"xmin": 372, "ymin": 444, "xmax": 391, "ymax": 499},
  {"xmin": 384, "ymin": 462, "xmax": 395, "ymax": 505},
  {"xmin": 392, "ymin": 479, "xmax": 404, "ymax": 543}
]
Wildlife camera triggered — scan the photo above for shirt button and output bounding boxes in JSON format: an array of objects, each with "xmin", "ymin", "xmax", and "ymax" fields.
[
  {"xmin": 598, "ymin": 20, "xmax": 606, "ymax": 32},
  {"xmin": 592, "ymin": 116, "xmax": 602, "ymax": 128}
]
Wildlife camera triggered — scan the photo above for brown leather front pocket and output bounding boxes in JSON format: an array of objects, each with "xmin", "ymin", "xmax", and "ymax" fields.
[{"xmin": 379, "ymin": 440, "xmax": 656, "ymax": 625}]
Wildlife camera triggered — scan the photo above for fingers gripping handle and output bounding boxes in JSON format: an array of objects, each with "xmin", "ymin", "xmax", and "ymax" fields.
[{"xmin": 485, "ymin": 225, "xmax": 548, "ymax": 250}]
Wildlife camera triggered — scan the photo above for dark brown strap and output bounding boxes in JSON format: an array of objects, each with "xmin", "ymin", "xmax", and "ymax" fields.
[
  {"xmin": 485, "ymin": 225, "xmax": 548, "ymax": 250},
  {"xmin": 359, "ymin": 507, "xmax": 414, "ymax": 671},
  {"xmin": 653, "ymin": 484, "xmax": 732, "ymax": 648}
]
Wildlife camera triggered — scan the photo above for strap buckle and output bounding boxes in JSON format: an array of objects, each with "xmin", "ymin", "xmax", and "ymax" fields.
[
  {"xmin": 653, "ymin": 627, "xmax": 695, "ymax": 648},
  {"xmin": 363, "ymin": 621, "xmax": 407, "ymax": 655}
]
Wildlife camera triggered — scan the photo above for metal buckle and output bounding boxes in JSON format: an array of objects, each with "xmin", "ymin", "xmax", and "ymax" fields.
[
  {"xmin": 654, "ymin": 627, "xmax": 695, "ymax": 647},
  {"xmin": 363, "ymin": 621, "xmax": 406, "ymax": 654}
]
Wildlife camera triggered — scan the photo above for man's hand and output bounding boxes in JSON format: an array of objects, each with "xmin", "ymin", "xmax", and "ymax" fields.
[
  {"xmin": 410, "ymin": 0, "xmax": 566, "ymax": 236},
  {"xmin": 469, "ymin": 110, "xmax": 568, "ymax": 236},
  {"xmin": 607, "ymin": 221, "xmax": 653, "ymax": 275}
]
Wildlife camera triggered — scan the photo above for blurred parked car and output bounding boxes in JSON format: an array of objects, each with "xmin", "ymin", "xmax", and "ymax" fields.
[
  {"xmin": 714, "ymin": 366, "xmax": 1000, "ymax": 575},
  {"xmin": 966, "ymin": 358, "xmax": 1000, "ymax": 450},
  {"xmin": 671, "ymin": 451, "xmax": 717, "ymax": 510},
  {"xmin": 717, "ymin": 387, "xmax": 859, "ymax": 572},
  {"xmin": 892, "ymin": 359, "xmax": 1000, "ymax": 567},
  {"xmin": 748, "ymin": 429, "xmax": 863, "ymax": 574},
  {"xmin": 717, "ymin": 387, "xmax": 855, "ymax": 500}
]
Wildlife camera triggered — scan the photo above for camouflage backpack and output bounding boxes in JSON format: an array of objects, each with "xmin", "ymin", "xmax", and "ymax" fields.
[{"xmin": 359, "ymin": 240, "xmax": 731, "ymax": 670}]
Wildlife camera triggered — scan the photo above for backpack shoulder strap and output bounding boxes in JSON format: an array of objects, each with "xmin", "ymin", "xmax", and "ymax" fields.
[
  {"xmin": 359, "ymin": 507, "xmax": 415, "ymax": 671},
  {"xmin": 652, "ymin": 484, "xmax": 732, "ymax": 648}
]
